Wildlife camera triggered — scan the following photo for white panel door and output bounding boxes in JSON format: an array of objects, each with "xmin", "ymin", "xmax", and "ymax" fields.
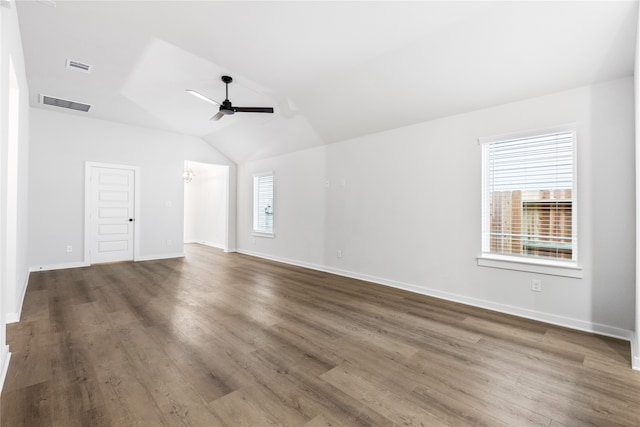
[{"xmin": 90, "ymin": 166, "xmax": 135, "ymax": 264}]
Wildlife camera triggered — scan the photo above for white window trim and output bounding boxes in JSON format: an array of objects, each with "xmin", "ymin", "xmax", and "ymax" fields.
[
  {"xmin": 252, "ymin": 171, "xmax": 275, "ymax": 238},
  {"xmin": 478, "ymin": 124, "xmax": 580, "ymax": 277},
  {"xmin": 477, "ymin": 254, "xmax": 583, "ymax": 278},
  {"xmin": 252, "ymin": 231, "xmax": 275, "ymax": 238}
]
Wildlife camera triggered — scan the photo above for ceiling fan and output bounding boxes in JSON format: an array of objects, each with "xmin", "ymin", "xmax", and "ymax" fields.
[{"xmin": 186, "ymin": 75, "xmax": 274, "ymax": 121}]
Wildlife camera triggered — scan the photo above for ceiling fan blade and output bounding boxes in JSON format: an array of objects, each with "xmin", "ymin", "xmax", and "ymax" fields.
[
  {"xmin": 211, "ymin": 111, "xmax": 225, "ymax": 121},
  {"xmin": 235, "ymin": 107, "xmax": 274, "ymax": 114},
  {"xmin": 186, "ymin": 89, "xmax": 221, "ymax": 106}
]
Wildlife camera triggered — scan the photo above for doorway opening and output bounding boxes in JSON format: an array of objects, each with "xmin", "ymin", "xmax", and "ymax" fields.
[{"xmin": 183, "ymin": 161, "xmax": 230, "ymax": 251}]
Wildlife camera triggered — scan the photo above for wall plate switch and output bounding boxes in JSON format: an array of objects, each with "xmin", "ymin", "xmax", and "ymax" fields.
[
  {"xmin": 531, "ymin": 279, "xmax": 542, "ymax": 292},
  {"xmin": 337, "ymin": 250, "xmax": 343, "ymax": 259},
  {"xmin": 66, "ymin": 245, "xmax": 72, "ymax": 253}
]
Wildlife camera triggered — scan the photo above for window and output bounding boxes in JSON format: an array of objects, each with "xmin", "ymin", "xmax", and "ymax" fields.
[
  {"xmin": 480, "ymin": 126, "xmax": 578, "ymax": 272},
  {"xmin": 253, "ymin": 172, "xmax": 274, "ymax": 236}
]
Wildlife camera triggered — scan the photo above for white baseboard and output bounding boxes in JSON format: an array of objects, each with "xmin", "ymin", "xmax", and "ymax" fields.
[
  {"xmin": 5, "ymin": 271, "xmax": 30, "ymax": 324},
  {"xmin": 236, "ymin": 249, "xmax": 327, "ymax": 273},
  {"xmin": 325, "ymin": 265, "xmax": 633, "ymax": 341},
  {"xmin": 186, "ymin": 241, "xmax": 235, "ymax": 253},
  {"xmin": 5, "ymin": 313, "xmax": 19, "ymax": 324},
  {"xmin": 29, "ymin": 261, "xmax": 90, "ymax": 272},
  {"xmin": 632, "ymin": 332, "xmax": 640, "ymax": 371},
  {"xmin": 197, "ymin": 241, "xmax": 226, "ymax": 250},
  {"xmin": 238, "ymin": 248, "xmax": 634, "ymax": 342},
  {"xmin": 29, "ymin": 253, "xmax": 187, "ymax": 272},
  {"xmin": 136, "ymin": 252, "xmax": 185, "ymax": 262},
  {"xmin": 0, "ymin": 345, "xmax": 11, "ymax": 394}
]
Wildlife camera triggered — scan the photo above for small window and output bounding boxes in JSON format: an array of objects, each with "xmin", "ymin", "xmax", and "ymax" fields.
[
  {"xmin": 253, "ymin": 172, "xmax": 274, "ymax": 236},
  {"xmin": 480, "ymin": 127, "xmax": 577, "ymax": 266}
]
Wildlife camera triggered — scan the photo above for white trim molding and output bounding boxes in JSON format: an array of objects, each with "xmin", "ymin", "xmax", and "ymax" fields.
[
  {"xmin": 632, "ymin": 332, "xmax": 640, "ymax": 371},
  {"xmin": 325, "ymin": 265, "xmax": 630, "ymax": 341},
  {"xmin": 195, "ymin": 241, "xmax": 225, "ymax": 250},
  {"xmin": 135, "ymin": 252, "xmax": 185, "ymax": 262},
  {"xmin": 0, "ymin": 346, "xmax": 11, "ymax": 394},
  {"xmin": 29, "ymin": 261, "xmax": 90, "ymax": 272},
  {"xmin": 477, "ymin": 255, "xmax": 583, "ymax": 278},
  {"xmin": 239, "ymin": 249, "xmax": 633, "ymax": 344},
  {"xmin": 236, "ymin": 249, "xmax": 326, "ymax": 273},
  {"xmin": 634, "ymin": 0, "xmax": 640, "ymax": 373},
  {"xmin": 5, "ymin": 271, "xmax": 29, "ymax": 323},
  {"xmin": 29, "ymin": 253, "xmax": 185, "ymax": 273}
]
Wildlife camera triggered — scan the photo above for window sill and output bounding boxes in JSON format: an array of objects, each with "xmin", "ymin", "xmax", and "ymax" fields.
[
  {"xmin": 477, "ymin": 254, "xmax": 582, "ymax": 278},
  {"xmin": 252, "ymin": 231, "xmax": 275, "ymax": 239}
]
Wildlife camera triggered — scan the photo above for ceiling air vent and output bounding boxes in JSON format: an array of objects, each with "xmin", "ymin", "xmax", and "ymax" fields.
[
  {"xmin": 66, "ymin": 59, "xmax": 92, "ymax": 73},
  {"xmin": 40, "ymin": 94, "xmax": 91, "ymax": 112}
]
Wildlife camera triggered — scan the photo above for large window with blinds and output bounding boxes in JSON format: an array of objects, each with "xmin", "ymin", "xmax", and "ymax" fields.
[
  {"xmin": 253, "ymin": 172, "xmax": 274, "ymax": 236},
  {"xmin": 480, "ymin": 127, "xmax": 577, "ymax": 264}
]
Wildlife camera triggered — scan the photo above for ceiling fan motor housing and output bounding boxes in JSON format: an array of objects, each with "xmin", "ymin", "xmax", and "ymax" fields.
[{"xmin": 220, "ymin": 99, "xmax": 235, "ymax": 115}]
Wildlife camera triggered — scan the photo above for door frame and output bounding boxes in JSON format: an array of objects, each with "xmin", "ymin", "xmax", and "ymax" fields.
[
  {"xmin": 84, "ymin": 161, "xmax": 141, "ymax": 265},
  {"xmin": 183, "ymin": 161, "xmax": 230, "ymax": 252}
]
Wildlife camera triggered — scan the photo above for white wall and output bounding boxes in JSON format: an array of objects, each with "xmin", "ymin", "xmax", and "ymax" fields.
[
  {"xmin": 238, "ymin": 77, "xmax": 636, "ymax": 338},
  {"xmin": 238, "ymin": 146, "xmax": 327, "ymax": 269},
  {"xmin": 634, "ymin": 1, "xmax": 640, "ymax": 370},
  {"xmin": 184, "ymin": 162, "xmax": 228, "ymax": 249},
  {"xmin": 28, "ymin": 109, "xmax": 235, "ymax": 269},
  {"xmin": 0, "ymin": 0, "xmax": 31, "ymax": 390}
]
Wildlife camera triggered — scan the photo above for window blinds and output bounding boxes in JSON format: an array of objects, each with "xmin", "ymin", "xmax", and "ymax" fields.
[
  {"xmin": 254, "ymin": 174, "xmax": 274, "ymax": 233},
  {"xmin": 483, "ymin": 130, "xmax": 576, "ymax": 261}
]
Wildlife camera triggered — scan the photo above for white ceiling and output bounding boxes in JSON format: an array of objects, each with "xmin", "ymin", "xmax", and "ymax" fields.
[{"xmin": 16, "ymin": 1, "xmax": 638, "ymax": 164}]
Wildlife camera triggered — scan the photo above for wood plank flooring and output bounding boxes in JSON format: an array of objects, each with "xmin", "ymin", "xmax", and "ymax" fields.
[{"xmin": 2, "ymin": 243, "xmax": 640, "ymax": 426}]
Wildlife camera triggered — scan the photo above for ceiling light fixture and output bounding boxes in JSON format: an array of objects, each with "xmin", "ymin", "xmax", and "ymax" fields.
[{"xmin": 183, "ymin": 163, "xmax": 195, "ymax": 183}]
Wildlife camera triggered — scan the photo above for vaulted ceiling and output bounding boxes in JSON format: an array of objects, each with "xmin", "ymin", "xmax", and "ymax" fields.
[{"xmin": 16, "ymin": 1, "xmax": 638, "ymax": 164}]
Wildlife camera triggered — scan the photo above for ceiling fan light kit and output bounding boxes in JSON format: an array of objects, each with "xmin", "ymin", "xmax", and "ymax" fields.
[{"xmin": 187, "ymin": 75, "xmax": 274, "ymax": 121}]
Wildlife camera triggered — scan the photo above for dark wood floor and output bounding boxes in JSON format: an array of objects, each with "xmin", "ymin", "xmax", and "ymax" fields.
[{"xmin": 2, "ymin": 244, "xmax": 639, "ymax": 426}]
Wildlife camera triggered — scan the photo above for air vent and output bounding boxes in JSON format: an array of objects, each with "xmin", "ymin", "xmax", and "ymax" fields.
[
  {"xmin": 66, "ymin": 59, "xmax": 92, "ymax": 73},
  {"xmin": 40, "ymin": 94, "xmax": 91, "ymax": 112}
]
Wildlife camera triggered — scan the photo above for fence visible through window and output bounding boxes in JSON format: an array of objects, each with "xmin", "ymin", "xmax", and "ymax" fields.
[{"xmin": 490, "ymin": 189, "xmax": 572, "ymax": 259}]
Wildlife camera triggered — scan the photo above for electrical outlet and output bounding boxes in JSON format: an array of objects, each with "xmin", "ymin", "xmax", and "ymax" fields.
[
  {"xmin": 166, "ymin": 239, "xmax": 172, "ymax": 246},
  {"xmin": 66, "ymin": 245, "xmax": 72, "ymax": 253},
  {"xmin": 531, "ymin": 279, "xmax": 542, "ymax": 292}
]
